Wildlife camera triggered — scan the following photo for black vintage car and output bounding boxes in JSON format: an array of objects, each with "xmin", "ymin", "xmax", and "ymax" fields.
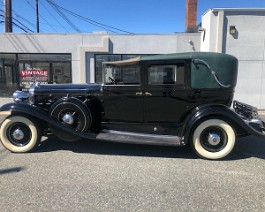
[{"xmin": 0, "ymin": 52, "xmax": 264, "ymax": 159}]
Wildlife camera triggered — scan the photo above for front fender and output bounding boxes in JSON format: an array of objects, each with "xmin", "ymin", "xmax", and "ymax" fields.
[
  {"xmin": 181, "ymin": 104, "xmax": 265, "ymax": 145},
  {"xmin": 0, "ymin": 102, "xmax": 96, "ymax": 140}
]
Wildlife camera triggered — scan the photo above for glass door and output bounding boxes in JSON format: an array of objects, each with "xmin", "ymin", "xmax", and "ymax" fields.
[{"xmin": 0, "ymin": 62, "xmax": 18, "ymax": 97}]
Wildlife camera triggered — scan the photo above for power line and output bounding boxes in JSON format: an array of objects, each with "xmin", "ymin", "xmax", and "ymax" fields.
[
  {"xmin": 13, "ymin": 16, "xmax": 34, "ymax": 32},
  {"xmin": 2, "ymin": 0, "xmax": 133, "ymax": 34},
  {"xmin": 12, "ymin": 11, "xmax": 36, "ymax": 29},
  {"xmin": 46, "ymin": 0, "xmax": 133, "ymax": 34},
  {"xmin": 0, "ymin": 14, "xmax": 31, "ymax": 32},
  {"xmin": 47, "ymin": 0, "xmax": 116, "ymax": 34},
  {"xmin": 24, "ymin": 0, "xmax": 58, "ymax": 32},
  {"xmin": 12, "ymin": 21, "xmax": 29, "ymax": 32},
  {"xmin": 46, "ymin": 0, "xmax": 81, "ymax": 32},
  {"xmin": 39, "ymin": 0, "xmax": 69, "ymax": 32},
  {"xmin": 64, "ymin": 8, "xmax": 133, "ymax": 34}
]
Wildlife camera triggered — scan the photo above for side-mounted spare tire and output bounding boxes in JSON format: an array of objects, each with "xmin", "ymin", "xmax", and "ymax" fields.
[{"xmin": 49, "ymin": 97, "xmax": 92, "ymax": 141}]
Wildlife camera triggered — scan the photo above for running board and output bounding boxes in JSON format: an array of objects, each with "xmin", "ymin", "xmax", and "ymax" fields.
[{"xmin": 96, "ymin": 130, "xmax": 183, "ymax": 146}]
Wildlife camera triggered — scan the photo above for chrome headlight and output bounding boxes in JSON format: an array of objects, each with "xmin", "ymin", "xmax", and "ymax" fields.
[{"xmin": 13, "ymin": 91, "xmax": 29, "ymax": 103}]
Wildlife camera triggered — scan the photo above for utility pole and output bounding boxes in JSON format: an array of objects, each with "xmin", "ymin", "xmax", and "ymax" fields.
[
  {"xmin": 36, "ymin": 0, "xmax": 39, "ymax": 33},
  {"xmin": 4, "ymin": 0, "xmax": 12, "ymax": 32}
]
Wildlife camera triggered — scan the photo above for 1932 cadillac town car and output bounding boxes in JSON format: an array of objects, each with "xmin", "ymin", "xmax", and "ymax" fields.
[{"xmin": 0, "ymin": 52, "xmax": 264, "ymax": 160}]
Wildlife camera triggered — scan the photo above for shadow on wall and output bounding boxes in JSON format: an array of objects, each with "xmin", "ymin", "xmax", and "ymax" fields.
[{"xmin": 5, "ymin": 33, "xmax": 45, "ymax": 53}]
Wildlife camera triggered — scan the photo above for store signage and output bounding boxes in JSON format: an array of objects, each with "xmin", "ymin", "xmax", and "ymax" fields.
[
  {"xmin": 20, "ymin": 69, "xmax": 49, "ymax": 91},
  {"xmin": 20, "ymin": 70, "xmax": 48, "ymax": 77}
]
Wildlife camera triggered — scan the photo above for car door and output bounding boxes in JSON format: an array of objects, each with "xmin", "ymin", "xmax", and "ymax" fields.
[
  {"xmin": 143, "ymin": 61, "xmax": 189, "ymax": 123},
  {"xmin": 101, "ymin": 64, "xmax": 144, "ymax": 123}
]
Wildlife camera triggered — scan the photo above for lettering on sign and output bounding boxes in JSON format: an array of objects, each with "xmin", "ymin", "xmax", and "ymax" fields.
[{"xmin": 20, "ymin": 70, "xmax": 48, "ymax": 77}]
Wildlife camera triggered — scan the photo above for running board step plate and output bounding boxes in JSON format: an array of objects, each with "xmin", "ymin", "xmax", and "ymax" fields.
[{"xmin": 96, "ymin": 130, "xmax": 182, "ymax": 146}]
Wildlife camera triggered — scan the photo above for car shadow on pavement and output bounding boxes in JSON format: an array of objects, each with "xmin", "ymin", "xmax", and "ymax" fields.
[
  {"xmin": 227, "ymin": 136, "xmax": 265, "ymax": 160},
  {"xmin": 34, "ymin": 135, "xmax": 265, "ymax": 160},
  {"xmin": 35, "ymin": 135, "xmax": 197, "ymax": 159}
]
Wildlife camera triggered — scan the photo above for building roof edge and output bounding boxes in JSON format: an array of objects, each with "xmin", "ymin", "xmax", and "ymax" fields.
[{"xmin": 202, "ymin": 8, "xmax": 265, "ymax": 16}]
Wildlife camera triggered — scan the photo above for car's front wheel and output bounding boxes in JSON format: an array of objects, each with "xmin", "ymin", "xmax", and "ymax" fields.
[
  {"xmin": 191, "ymin": 119, "xmax": 236, "ymax": 160},
  {"xmin": 0, "ymin": 116, "xmax": 41, "ymax": 153}
]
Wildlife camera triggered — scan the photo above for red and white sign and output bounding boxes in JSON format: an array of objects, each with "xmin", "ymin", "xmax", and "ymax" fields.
[{"xmin": 20, "ymin": 70, "xmax": 48, "ymax": 77}]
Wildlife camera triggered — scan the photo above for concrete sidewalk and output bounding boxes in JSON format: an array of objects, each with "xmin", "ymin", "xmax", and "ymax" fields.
[{"xmin": 0, "ymin": 98, "xmax": 12, "ymax": 106}]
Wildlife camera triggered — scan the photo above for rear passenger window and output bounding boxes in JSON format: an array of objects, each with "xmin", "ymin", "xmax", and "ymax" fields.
[{"xmin": 148, "ymin": 64, "xmax": 184, "ymax": 85}]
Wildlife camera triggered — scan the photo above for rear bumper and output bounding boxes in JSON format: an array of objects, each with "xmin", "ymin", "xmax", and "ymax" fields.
[
  {"xmin": 234, "ymin": 100, "xmax": 265, "ymax": 135},
  {"xmin": 245, "ymin": 118, "xmax": 265, "ymax": 134}
]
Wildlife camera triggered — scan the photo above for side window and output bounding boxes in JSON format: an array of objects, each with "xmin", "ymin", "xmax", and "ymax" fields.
[
  {"xmin": 148, "ymin": 64, "xmax": 185, "ymax": 85},
  {"xmin": 105, "ymin": 65, "xmax": 140, "ymax": 85}
]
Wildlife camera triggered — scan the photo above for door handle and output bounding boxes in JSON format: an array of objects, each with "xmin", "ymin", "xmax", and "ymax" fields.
[
  {"xmin": 145, "ymin": 92, "xmax": 152, "ymax": 96},
  {"xmin": 136, "ymin": 92, "xmax": 143, "ymax": 95}
]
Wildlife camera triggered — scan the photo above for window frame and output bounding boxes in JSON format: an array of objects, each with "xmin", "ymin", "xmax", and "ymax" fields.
[
  {"xmin": 145, "ymin": 60, "xmax": 187, "ymax": 88},
  {"xmin": 94, "ymin": 54, "xmax": 154, "ymax": 83},
  {"xmin": 103, "ymin": 64, "xmax": 141, "ymax": 86}
]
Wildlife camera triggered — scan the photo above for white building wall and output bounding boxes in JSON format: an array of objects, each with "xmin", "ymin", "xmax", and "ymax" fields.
[
  {"xmin": 0, "ymin": 33, "xmax": 201, "ymax": 84},
  {"xmin": 200, "ymin": 10, "xmax": 218, "ymax": 52},
  {"xmin": 201, "ymin": 9, "xmax": 265, "ymax": 109}
]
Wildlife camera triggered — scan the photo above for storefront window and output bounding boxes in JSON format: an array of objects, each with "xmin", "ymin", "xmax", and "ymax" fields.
[
  {"xmin": 19, "ymin": 62, "xmax": 50, "ymax": 91},
  {"xmin": 18, "ymin": 54, "xmax": 71, "ymax": 91},
  {"xmin": 0, "ymin": 53, "xmax": 72, "ymax": 96},
  {"xmin": 52, "ymin": 63, "xmax": 71, "ymax": 84}
]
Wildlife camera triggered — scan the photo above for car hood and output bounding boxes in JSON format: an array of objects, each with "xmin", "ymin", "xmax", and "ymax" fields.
[{"xmin": 30, "ymin": 83, "xmax": 102, "ymax": 95}]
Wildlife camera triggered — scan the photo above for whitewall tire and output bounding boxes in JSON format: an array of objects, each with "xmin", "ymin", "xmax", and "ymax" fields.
[
  {"xmin": 0, "ymin": 116, "xmax": 41, "ymax": 153},
  {"xmin": 192, "ymin": 119, "xmax": 236, "ymax": 160}
]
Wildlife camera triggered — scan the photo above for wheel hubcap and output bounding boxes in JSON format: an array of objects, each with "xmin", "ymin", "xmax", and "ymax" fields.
[
  {"xmin": 208, "ymin": 133, "xmax": 221, "ymax": 146},
  {"xmin": 7, "ymin": 122, "xmax": 32, "ymax": 147},
  {"xmin": 12, "ymin": 128, "xmax": 24, "ymax": 140},
  {"xmin": 62, "ymin": 113, "xmax": 74, "ymax": 125},
  {"xmin": 200, "ymin": 126, "xmax": 228, "ymax": 152}
]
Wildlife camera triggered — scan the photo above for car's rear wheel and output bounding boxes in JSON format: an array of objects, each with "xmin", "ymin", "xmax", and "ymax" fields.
[
  {"xmin": 0, "ymin": 116, "xmax": 41, "ymax": 153},
  {"xmin": 191, "ymin": 119, "xmax": 236, "ymax": 160}
]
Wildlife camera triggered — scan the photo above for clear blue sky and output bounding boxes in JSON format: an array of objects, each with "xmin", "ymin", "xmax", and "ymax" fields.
[{"xmin": 1, "ymin": 0, "xmax": 265, "ymax": 33}]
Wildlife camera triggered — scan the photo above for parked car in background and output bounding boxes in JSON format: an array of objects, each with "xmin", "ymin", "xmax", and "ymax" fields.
[{"xmin": 0, "ymin": 52, "xmax": 264, "ymax": 159}]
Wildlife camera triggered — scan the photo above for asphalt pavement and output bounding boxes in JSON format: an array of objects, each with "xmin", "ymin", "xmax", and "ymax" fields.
[{"xmin": 1, "ymin": 135, "xmax": 265, "ymax": 212}]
